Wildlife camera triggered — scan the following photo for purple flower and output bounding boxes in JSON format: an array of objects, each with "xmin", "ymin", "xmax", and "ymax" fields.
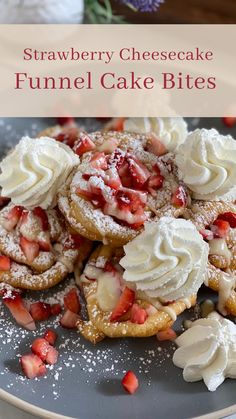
[{"xmin": 119, "ymin": 0, "xmax": 164, "ymax": 12}]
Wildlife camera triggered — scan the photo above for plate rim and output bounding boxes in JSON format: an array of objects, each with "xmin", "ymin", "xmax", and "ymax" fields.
[{"xmin": 1, "ymin": 388, "xmax": 236, "ymax": 419}]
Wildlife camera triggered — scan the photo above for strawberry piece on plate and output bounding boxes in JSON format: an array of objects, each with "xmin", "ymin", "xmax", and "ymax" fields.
[
  {"xmin": 50, "ymin": 303, "xmax": 62, "ymax": 316},
  {"xmin": 147, "ymin": 174, "xmax": 164, "ymax": 196},
  {"xmin": 31, "ymin": 338, "xmax": 50, "ymax": 361},
  {"xmin": 45, "ymin": 346, "xmax": 58, "ymax": 365},
  {"xmin": 73, "ymin": 133, "xmax": 95, "ymax": 156},
  {"xmin": 30, "ymin": 302, "xmax": 51, "ymax": 322},
  {"xmin": 20, "ymin": 236, "xmax": 40, "ymax": 263},
  {"xmin": 110, "ymin": 287, "xmax": 135, "ymax": 322},
  {"xmin": 130, "ymin": 304, "xmax": 148, "ymax": 324},
  {"xmin": 146, "ymin": 134, "xmax": 167, "ymax": 156},
  {"xmin": 211, "ymin": 219, "xmax": 230, "ymax": 238},
  {"xmin": 0, "ymin": 255, "xmax": 11, "ymax": 271},
  {"xmin": 60, "ymin": 309, "xmax": 80, "ymax": 329},
  {"xmin": 33, "ymin": 207, "xmax": 49, "ymax": 231},
  {"xmin": 44, "ymin": 329, "xmax": 57, "ymax": 346},
  {"xmin": 122, "ymin": 370, "xmax": 139, "ymax": 395},
  {"xmin": 222, "ymin": 116, "xmax": 236, "ymax": 128},
  {"xmin": 126, "ymin": 155, "xmax": 150, "ymax": 188},
  {"xmin": 217, "ymin": 212, "xmax": 236, "ymax": 228},
  {"xmin": 20, "ymin": 354, "xmax": 46, "ymax": 379},
  {"xmin": 57, "ymin": 116, "xmax": 74, "ymax": 126},
  {"xmin": 171, "ymin": 185, "xmax": 188, "ymax": 208},
  {"xmin": 156, "ymin": 328, "xmax": 177, "ymax": 341},
  {"xmin": 2, "ymin": 205, "xmax": 23, "ymax": 231},
  {"xmin": 3, "ymin": 291, "xmax": 36, "ymax": 330},
  {"xmin": 64, "ymin": 288, "xmax": 80, "ymax": 314}
]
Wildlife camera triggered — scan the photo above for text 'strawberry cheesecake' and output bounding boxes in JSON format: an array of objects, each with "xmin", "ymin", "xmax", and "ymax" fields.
[
  {"xmin": 123, "ymin": 117, "xmax": 188, "ymax": 152},
  {"xmin": 76, "ymin": 217, "xmax": 207, "ymax": 343},
  {"xmin": 58, "ymin": 131, "xmax": 190, "ymax": 246},
  {"xmin": 0, "ymin": 136, "xmax": 79, "ymax": 209},
  {"xmin": 176, "ymin": 128, "xmax": 236, "ymax": 201},
  {"xmin": 173, "ymin": 312, "xmax": 236, "ymax": 392}
]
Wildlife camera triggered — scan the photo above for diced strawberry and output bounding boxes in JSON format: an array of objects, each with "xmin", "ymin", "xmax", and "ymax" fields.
[
  {"xmin": 3, "ymin": 291, "xmax": 36, "ymax": 330},
  {"xmin": 20, "ymin": 236, "xmax": 40, "ymax": 263},
  {"xmin": 105, "ymin": 169, "xmax": 122, "ymax": 190},
  {"xmin": 0, "ymin": 196, "xmax": 10, "ymax": 208},
  {"xmin": 45, "ymin": 346, "xmax": 58, "ymax": 365},
  {"xmin": 217, "ymin": 212, "xmax": 236, "ymax": 228},
  {"xmin": 110, "ymin": 287, "xmax": 135, "ymax": 322},
  {"xmin": 2, "ymin": 205, "xmax": 23, "ymax": 231},
  {"xmin": 171, "ymin": 185, "xmax": 188, "ymax": 208},
  {"xmin": 76, "ymin": 187, "xmax": 94, "ymax": 201},
  {"xmin": 126, "ymin": 155, "xmax": 150, "ymax": 188},
  {"xmin": 60, "ymin": 309, "xmax": 80, "ymax": 329},
  {"xmin": 64, "ymin": 288, "xmax": 80, "ymax": 314},
  {"xmin": 30, "ymin": 302, "xmax": 51, "ymax": 322},
  {"xmin": 156, "ymin": 328, "xmax": 177, "ymax": 341},
  {"xmin": 0, "ymin": 255, "xmax": 11, "ymax": 271},
  {"xmin": 19, "ymin": 210, "xmax": 29, "ymax": 227},
  {"xmin": 147, "ymin": 174, "xmax": 164, "ymax": 196},
  {"xmin": 199, "ymin": 229, "xmax": 214, "ymax": 241},
  {"xmin": 104, "ymin": 261, "xmax": 117, "ymax": 273},
  {"xmin": 153, "ymin": 163, "xmax": 161, "ymax": 175},
  {"xmin": 90, "ymin": 152, "xmax": 108, "ymax": 170},
  {"xmin": 64, "ymin": 234, "xmax": 83, "ymax": 250},
  {"xmin": 130, "ymin": 303, "xmax": 148, "ymax": 324},
  {"xmin": 116, "ymin": 189, "xmax": 147, "ymax": 213},
  {"xmin": 73, "ymin": 133, "xmax": 95, "ymax": 156},
  {"xmin": 57, "ymin": 116, "xmax": 75, "ymax": 126},
  {"xmin": 38, "ymin": 233, "xmax": 51, "ymax": 252},
  {"xmin": 222, "ymin": 116, "xmax": 236, "ymax": 128},
  {"xmin": 33, "ymin": 207, "xmax": 49, "ymax": 231},
  {"xmin": 122, "ymin": 370, "xmax": 139, "ymax": 395},
  {"xmin": 20, "ymin": 354, "xmax": 46, "ymax": 379},
  {"xmin": 146, "ymin": 134, "xmax": 167, "ymax": 156},
  {"xmin": 211, "ymin": 219, "xmax": 230, "ymax": 239},
  {"xmin": 112, "ymin": 117, "xmax": 125, "ymax": 131},
  {"xmin": 108, "ymin": 150, "xmax": 125, "ymax": 170},
  {"xmin": 55, "ymin": 127, "xmax": 79, "ymax": 148},
  {"xmin": 44, "ymin": 329, "xmax": 57, "ymax": 346},
  {"xmin": 51, "ymin": 303, "xmax": 62, "ymax": 316},
  {"xmin": 118, "ymin": 161, "xmax": 133, "ymax": 188},
  {"xmin": 31, "ymin": 338, "xmax": 50, "ymax": 361}
]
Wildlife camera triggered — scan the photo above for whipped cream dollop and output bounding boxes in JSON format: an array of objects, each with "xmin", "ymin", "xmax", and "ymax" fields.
[
  {"xmin": 176, "ymin": 128, "xmax": 236, "ymax": 201},
  {"xmin": 124, "ymin": 117, "xmax": 188, "ymax": 151},
  {"xmin": 120, "ymin": 217, "xmax": 208, "ymax": 301},
  {"xmin": 173, "ymin": 312, "xmax": 236, "ymax": 391},
  {"xmin": 0, "ymin": 136, "xmax": 79, "ymax": 209}
]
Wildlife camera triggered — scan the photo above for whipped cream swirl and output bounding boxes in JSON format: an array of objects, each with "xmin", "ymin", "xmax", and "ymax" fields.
[
  {"xmin": 0, "ymin": 136, "xmax": 79, "ymax": 209},
  {"xmin": 176, "ymin": 128, "xmax": 236, "ymax": 201},
  {"xmin": 124, "ymin": 117, "xmax": 188, "ymax": 151},
  {"xmin": 120, "ymin": 217, "xmax": 208, "ymax": 301},
  {"xmin": 173, "ymin": 312, "xmax": 236, "ymax": 391}
]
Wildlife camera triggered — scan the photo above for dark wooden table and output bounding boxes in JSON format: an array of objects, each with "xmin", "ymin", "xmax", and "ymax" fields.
[{"xmin": 112, "ymin": 0, "xmax": 236, "ymax": 23}]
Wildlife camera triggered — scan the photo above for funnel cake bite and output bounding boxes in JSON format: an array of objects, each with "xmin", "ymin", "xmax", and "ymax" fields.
[
  {"xmin": 184, "ymin": 201, "xmax": 236, "ymax": 316},
  {"xmin": 76, "ymin": 217, "xmax": 208, "ymax": 343},
  {"xmin": 58, "ymin": 131, "xmax": 189, "ymax": 246},
  {"xmin": 0, "ymin": 203, "xmax": 91, "ymax": 290}
]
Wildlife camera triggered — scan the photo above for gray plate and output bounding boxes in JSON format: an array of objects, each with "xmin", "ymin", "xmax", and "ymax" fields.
[{"xmin": 0, "ymin": 118, "xmax": 236, "ymax": 419}]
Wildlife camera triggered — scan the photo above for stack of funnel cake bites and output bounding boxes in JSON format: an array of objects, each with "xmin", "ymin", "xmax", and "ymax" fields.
[{"xmin": 0, "ymin": 118, "xmax": 235, "ymax": 345}]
